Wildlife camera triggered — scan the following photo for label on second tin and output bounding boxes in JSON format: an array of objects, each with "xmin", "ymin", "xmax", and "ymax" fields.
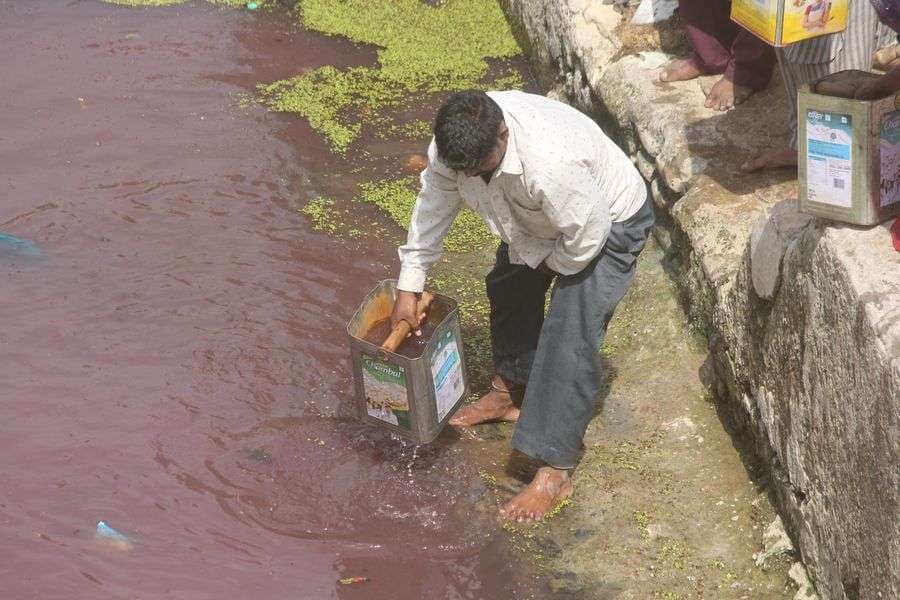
[
  {"xmin": 430, "ymin": 330, "xmax": 464, "ymax": 422},
  {"xmin": 362, "ymin": 355, "xmax": 410, "ymax": 429},
  {"xmin": 881, "ymin": 111, "xmax": 900, "ymax": 208},
  {"xmin": 806, "ymin": 110, "xmax": 853, "ymax": 208}
]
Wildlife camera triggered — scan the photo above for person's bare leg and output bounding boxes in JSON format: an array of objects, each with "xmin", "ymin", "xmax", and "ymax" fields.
[
  {"xmin": 501, "ymin": 466, "xmax": 574, "ymax": 523},
  {"xmin": 449, "ymin": 375, "xmax": 521, "ymax": 426},
  {"xmin": 705, "ymin": 76, "xmax": 754, "ymax": 111},
  {"xmin": 659, "ymin": 56, "xmax": 703, "ymax": 83},
  {"xmin": 741, "ymin": 147, "xmax": 798, "ymax": 172}
]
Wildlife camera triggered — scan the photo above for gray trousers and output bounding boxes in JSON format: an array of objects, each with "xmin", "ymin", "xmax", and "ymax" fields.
[{"xmin": 488, "ymin": 198, "xmax": 655, "ymax": 469}]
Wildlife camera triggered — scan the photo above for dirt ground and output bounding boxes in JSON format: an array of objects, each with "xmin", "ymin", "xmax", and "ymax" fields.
[{"xmin": 459, "ymin": 237, "xmax": 799, "ymax": 599}]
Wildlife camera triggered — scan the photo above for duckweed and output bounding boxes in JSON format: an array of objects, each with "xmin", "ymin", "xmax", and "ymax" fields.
[
  {"xmin": 543, "ymin": 498, "xmax": 571, "ymax": 521},
  {"xmin": 300, "ymin": 197, "xmax": 342, "ymax": 235},
  {"xmin": 388, "ymin": 119, "xmax": 434, "ymax": 141},
  {"xmin": 633, "ymin": 510, "xmax": 651, "ymax": 540},
  {"xmin": 300, "ymin": 196, "xmax": 364, "ymax": 238},
  {"xmin": 478, "ymin": 468, "xmax": 500, "ymax": 489},
  {"xmin": 259, "ymin": 0, "xmax": 522, "ymax": 153},
  {"xmin": 358, "ymin": 177, "xmax": 495, "ymax": 253}
]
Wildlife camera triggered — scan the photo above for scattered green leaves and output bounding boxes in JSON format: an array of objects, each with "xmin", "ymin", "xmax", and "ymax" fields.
[{"xmin": 358, "ymin": 177, "xmax": 495, "ymax": 252}]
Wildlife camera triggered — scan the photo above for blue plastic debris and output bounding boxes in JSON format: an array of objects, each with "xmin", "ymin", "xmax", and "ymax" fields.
[
  {"xmin": 95, "ymin": 521, "xmax": 131, "ymax": 546},
  {"xmin": 246, "ymin": 1, "xmax": 258, "ymax": 9},
  {"xmin": 0, "ymin": 232, "xmax": 40, "ymax": 256}
]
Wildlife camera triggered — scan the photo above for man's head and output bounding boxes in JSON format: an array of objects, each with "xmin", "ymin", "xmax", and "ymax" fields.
[{"xmin": 434, "ymin": 91, "xmax": 508, "ymax": 177}]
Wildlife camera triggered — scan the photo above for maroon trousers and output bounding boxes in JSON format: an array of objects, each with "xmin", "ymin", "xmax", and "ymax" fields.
[{"xmin": 679, "ymin": 0, "xmax": 776, "ymax": 91}]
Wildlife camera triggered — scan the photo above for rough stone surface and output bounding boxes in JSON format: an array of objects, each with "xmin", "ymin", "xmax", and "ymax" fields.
[
  {"xmin": 500, "ymin": 0, "xmax": 620, "ymax": 114},
  {"xmin": 502, "ymin": 2, "xmax": 900, "ymax": 599},
  {"xmin": 749, "ymin": 201, "xmax": 815, "ymax": 300},
  {"xmin": 755, "ymin": 515, "xmax": 795, "ymax": 568}
]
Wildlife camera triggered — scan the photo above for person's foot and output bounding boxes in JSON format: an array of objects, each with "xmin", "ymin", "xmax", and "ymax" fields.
[
  {"xmin": 449, "ymin": 376, "xmax": 521, "ymax": 427},
  {"xmin": 659, "ymin": 56, "xmax": 703, "ymax": 83},
  {"xmin": 501, "ymin": 466, "xmax": 573, "ymax": 523},
  {"xmin": 741, "ymin": 147, "xmax": 798, "ymax": 173},
  {"xmin": 704, "ymin": 76, "xmax": 753, "ymax": 111}
]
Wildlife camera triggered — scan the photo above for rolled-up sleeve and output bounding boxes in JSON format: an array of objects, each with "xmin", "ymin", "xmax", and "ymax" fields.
[
  {"xmin": 537, "ymin": 165, "xmax": 611, "ymax": 276},
  {"xmin": 397, "ymin": 140, "xmax": 462, "ymax": 292}
]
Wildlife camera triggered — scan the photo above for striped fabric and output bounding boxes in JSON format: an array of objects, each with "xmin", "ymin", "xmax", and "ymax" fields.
[{"xmin": 776, "ymin": 0, "xmax": 896, "ymax": 146}]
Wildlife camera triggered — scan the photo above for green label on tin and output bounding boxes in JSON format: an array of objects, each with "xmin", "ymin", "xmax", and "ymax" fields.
[{"xmin": 361, "ymin": 355, "xmax": 410, "ymax": 429}]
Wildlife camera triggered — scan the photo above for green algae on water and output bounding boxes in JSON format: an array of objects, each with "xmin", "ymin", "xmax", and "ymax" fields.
[
  {"xmin": 359, "ymin": 177, "xmax": 495, "ymax": 253},
  {"xmin": 259, "ymin": 0, "xmax": 522, "ymax": 154},
  {"xmin": 300, "ymin": 196, "xmax": 363, "ymax": 238},
  {"xmin": 300, "ymin": 197, "xmax": 342, "ymax": 235}
]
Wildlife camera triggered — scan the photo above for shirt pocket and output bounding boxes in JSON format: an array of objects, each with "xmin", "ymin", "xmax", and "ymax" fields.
[
  {"xmin": 503, "ymin": 177, "xmax": 541, "ymax": 212},
  {"xmin": 456, "ymin": 177, "xmax": 481, "ymax": 210}
]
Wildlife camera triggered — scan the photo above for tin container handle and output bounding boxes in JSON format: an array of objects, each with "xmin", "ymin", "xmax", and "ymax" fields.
[{"xmin": 381, "ymin": 292, "xmax": 436, "ymax": 353}]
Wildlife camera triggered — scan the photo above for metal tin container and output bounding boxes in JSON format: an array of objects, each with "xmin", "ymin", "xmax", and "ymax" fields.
[
  {"xmin": 798, "ymin": 72, "xmax": 900, "ymax": 226},
  {"xmin": 347, "ymin": 280, "xmax": 468, "ymax": 444}
]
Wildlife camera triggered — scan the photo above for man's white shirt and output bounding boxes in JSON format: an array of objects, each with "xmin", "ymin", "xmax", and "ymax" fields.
[{"xmin": 397, "ymin": 90, "xmax": 646, "ymax": 293}]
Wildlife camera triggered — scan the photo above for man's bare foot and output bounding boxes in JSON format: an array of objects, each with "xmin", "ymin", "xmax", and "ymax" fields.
[
  {"xmin": 659, "ymin": 56, "xmax": 702, "ymax": 83},
  {"xmin": 705, "ymin": 76, "xmax": 753, "ymax": 111},
  {"xmin": 741, "ymin": 147, "xmax": 798, "ymax": 173},
  {"xmin": 501, "ymin": 466, "xmax": 573, "ymax": 523},
  {"xmin": 449, "ymin": 376, "xmax": 521, "ymax": 427}
]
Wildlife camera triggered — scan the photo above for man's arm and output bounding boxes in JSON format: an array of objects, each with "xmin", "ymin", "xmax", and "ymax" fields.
[
  {"xmin": 814, "ymin": 66, "xmax": 900, "ymax": 100},
  {"xmin": 535, "ymin": 165, "xmax": 612, "ymax": 276},
  {"xmin": 856, "ymin": 66, "xmax": 900, "ymax": 99},
  {"xmin": 393, "ymin": 140, "xmax": 462, "ymax": 331},
  {"xmin": 397, "ymin": 140, "xmax": 462, "ymax": 292}
]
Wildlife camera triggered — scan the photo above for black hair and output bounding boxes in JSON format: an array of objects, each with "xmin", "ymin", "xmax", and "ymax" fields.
[{"xmin": 433, "ymin": 91, "xmax": 504, "ymax": 170}]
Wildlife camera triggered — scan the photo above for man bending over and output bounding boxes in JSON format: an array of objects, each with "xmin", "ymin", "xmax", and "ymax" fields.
[{"xmin": 390, "ymin": 90, "xmax": 654, "ymax": 522}]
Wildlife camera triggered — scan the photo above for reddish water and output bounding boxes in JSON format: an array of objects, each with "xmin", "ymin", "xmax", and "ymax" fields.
[{"xmin": 0, "ymin": 3, "xmax": 539, "ymax": 598}]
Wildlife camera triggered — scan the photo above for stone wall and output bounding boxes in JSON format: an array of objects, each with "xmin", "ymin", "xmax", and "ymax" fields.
[{"xmin": 499, "ymin": 2, "xmax": 900, "ymax": 598}]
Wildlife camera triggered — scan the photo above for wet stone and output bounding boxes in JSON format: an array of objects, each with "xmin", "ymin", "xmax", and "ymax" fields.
[
  {"xmin": 548, "ymin": 570, "xmax": 585, "ymax": 594},
  {"xmin": 533, "ymin": 534, "xmax": 563, "ymax": 559}
]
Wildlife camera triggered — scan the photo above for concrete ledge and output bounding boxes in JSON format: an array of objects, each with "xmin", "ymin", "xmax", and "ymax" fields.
[{"xmin": 501, "ymin": 2, "xmax": 900, "ymax": 598}]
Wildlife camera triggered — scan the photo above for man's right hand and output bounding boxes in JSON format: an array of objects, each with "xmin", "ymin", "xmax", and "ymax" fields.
[{"xmin": 390, "ymin": 290, "xmax": 424, "ymax": 336}]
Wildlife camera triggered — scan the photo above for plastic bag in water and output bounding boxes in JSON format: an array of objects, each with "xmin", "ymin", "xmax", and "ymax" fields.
[
  {"xmin": 95, "ymin": 521, "xmax": 133, "ymax": 551},
  {"xmin": 0, "ymin": 233, "xmax": 41, "ymax": 256}
]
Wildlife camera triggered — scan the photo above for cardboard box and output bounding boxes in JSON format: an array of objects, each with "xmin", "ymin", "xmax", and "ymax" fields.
[
  {"xmin": 798, "ymin": 71, "xmax": 900, "ymax": 226},
  {"xmin": 732, "ymin": 0, "xmax": 849, "ymax": 47}
]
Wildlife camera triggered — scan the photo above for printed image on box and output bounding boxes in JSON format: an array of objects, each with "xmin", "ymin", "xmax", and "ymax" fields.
[
  {"xmin": 806, "ymin": 110, "xmax": 853, "ymax": 208},
  {"xmin": 731, "ymin": 0, "xmax": 848, "ymax": 45},
  {"xmin": 881, "ymin": 111, "xmax": 900, "ymax": 208},
  {"xmin": 430, "ymin": 330, "xmax": 464, "ymax": 422},
  {"xmin": 782, "ymin": 0, "xmax": 849, "ymax": 44},
  {"xmin": 362, "ymin": 355, "xmax": 411, "ymax": 429}
]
